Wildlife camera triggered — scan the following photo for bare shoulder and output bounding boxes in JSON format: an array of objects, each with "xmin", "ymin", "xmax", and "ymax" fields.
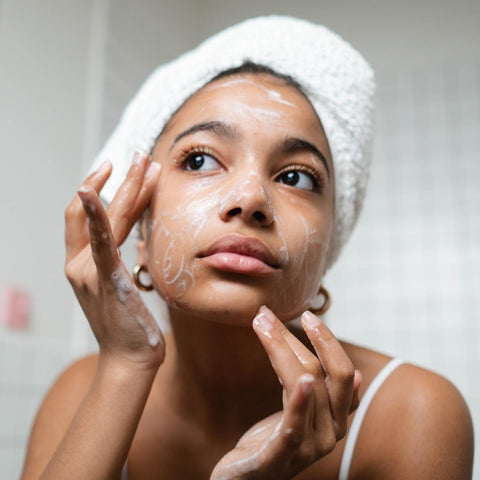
[
  {"xmin": 345, "ymin": 346, "xmax": 474, "ymax": 480},
  {"xmin": 21, "ymin": 353, "xmax": 99, "ymax": 478}
]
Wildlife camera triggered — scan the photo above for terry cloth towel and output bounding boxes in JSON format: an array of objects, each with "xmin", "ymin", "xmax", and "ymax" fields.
[{"xmin": 90, "ymin": 15, "xmax": 376, "ymax": 269}]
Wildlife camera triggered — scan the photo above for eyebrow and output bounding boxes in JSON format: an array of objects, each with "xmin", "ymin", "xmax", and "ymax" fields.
[
  {"xmin": 169, "ymin": 120, "xmax": 330, "ymax": 179},
  {"xmin": 169, "ymin": 121, "xmax": 236, "ymax": 152},
  {"xmin": 280, "ymin": 137, "xmax": 330, "ymax": 179}
]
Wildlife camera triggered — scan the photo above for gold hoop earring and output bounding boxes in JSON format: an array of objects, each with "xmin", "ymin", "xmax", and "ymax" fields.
[
  {"xmin": 132, "ymin": 264, "xmax": 154, "ymax": 291},
  {"xmin": 310, "ymin": 286, "xmax": 331, "ymax": 316}
]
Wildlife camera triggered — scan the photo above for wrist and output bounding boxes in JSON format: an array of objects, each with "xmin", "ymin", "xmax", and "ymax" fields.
[{"xmin": 96, "ymin": 350, "xmax": 162, "ymax": 384}]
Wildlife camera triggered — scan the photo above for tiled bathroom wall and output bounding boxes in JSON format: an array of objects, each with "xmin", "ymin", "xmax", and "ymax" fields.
[
  {"xmin": 0, "ymin": 335, "xmax": 71, "ymax": 478},
  {"xmin": 327, "ymin": 62, "xmax": 480, "ymax": 477}
]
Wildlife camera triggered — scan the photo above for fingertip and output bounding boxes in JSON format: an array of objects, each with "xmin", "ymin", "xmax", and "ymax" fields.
[
  {"xmin": 133, "ymin": 150, "xmax": 150, "ymax": 167},
  {"xmin": 150, "ymin": 160, "xmax": 161, "ymax": 171},
  {"xmin": 147, "ymin": 161, "xmax": 161, "ymax": 178},
  {"xmin": 259, "ymin": 304, "xmax": 272, "ymax": 315},
  {"xmin": 301, "ymin": 310, "xmax": 322, "ymax": 330},
  {"xmin": 77, "ymin": 185, "xmax": 99, "ymax": 216},
  {"xmin": 252, "ymin": 306, "xmax": 274, "ymax": 337},
  {"xmin": 77, "ymin": 184, "xmax": 93, "ymax": 201},
  {"xmin": 97, "ymin": 160, "xmax": 112, "ymax": 174}
]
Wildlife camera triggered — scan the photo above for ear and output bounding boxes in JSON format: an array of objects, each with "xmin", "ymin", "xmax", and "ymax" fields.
[
  {"xmin": 136, "ymin": 238, "xmax": 149, "ymax": 266},
  {"xmin": 135, "ymin": 215, "xmax": 150, "ymax": 266}
]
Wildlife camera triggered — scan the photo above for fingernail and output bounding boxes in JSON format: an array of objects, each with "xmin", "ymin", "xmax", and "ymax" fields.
[
  {"xmin": 253, "ymin": 306, "xmax": 274, "ymax": 333},
  {"xmin": 133, "ymin": 150, "xmax": 149, "ymax": 165},
  {"xmin": 77, "ymin": 187, "xmax": 95, "ymax": 215},
  {"xmin": 77, "ymin": 185, "xmax": 89, "ymax": 195},
  {"xmin": 146, "ymin": 161, "xmax": 161, "ymax": 177},
  {"xmin": 97, "ymin": 160, "xmax": 111, "ymax": 174},
  {"xmin": 302, "ymin": 311, "xmax": 321, "ymax": 329},
  {"xmin": 300, "ymin": 373, "xmax": 314, "ymax": 394}
]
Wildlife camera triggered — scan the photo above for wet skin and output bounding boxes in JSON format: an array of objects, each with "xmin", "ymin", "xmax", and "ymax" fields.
[{"xmin": 144, "ymin": 74, "xmax": 335, "ymax": 325}]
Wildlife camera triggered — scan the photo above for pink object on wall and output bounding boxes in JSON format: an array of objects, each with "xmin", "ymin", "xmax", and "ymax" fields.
[{"xmin": 0, "ymin": 286, "xmax": 31, "ymax": 329}]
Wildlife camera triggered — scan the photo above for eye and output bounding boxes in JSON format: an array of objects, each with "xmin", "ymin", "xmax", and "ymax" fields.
[
  {"xmin": 277, "ymin": 169, "xmax": 319, "ymax": 192},
  {"xmin": 184, "ymin": 153, "xmax": 221, "ymax": 171}
]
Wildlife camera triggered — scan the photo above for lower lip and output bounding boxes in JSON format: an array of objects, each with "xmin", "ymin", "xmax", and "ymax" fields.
[{"xmin": 200, "ymin": 253, "xmax": 276, "ymax": 276}]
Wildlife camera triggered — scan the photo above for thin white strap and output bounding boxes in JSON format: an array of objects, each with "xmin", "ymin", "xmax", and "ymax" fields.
[
  {"xmin": 121, "ymin": 462, "xmax": 128, "ymax": 480},
  {"xmin": 338, "ymin": 358, "xmax": 405, "ymax": 480}
]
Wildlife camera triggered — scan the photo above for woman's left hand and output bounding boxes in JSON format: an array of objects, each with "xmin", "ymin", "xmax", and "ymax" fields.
[{"xmin": 210, "ymin": 306, "xmax": 361, "ymax": 480}]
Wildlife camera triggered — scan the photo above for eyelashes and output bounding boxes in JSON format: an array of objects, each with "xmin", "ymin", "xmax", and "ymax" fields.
[
  {"xmin": 276, "ymin": 164, "xmax": 325, "ymax": 192},
  {"xmin": 176, "ymin": 144, "xmax": 217, "ymax": 165},
  {"xmin": 174, "ymin": 143, "xmax": 326, "ymax": 193}
]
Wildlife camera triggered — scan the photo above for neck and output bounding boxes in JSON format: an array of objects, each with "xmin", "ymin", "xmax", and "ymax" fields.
[{"xmin": 159, "ymin": 307, "xmax": 282, "ymax": 435}]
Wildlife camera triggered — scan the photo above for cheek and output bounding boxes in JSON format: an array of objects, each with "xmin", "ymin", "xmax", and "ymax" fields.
[
  {"xmin": 146, "ymin": 181, "xmax": 221, "ymax": 304},
  {"xmin": 273, "ymin": 207, "xmax": 332, "ymax": 316}
]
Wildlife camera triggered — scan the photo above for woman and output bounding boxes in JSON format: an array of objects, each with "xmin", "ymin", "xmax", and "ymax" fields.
[{"xmin": 21, "ymin": 16, "xmax": 473, "ymax": 479}]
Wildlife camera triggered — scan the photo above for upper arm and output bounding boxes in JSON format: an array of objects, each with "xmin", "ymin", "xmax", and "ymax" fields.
[
  {"xmin": 20, "ymin": 354, "xmax": 98, "ymax": 479},
  {"xmin": 353, "ymin": 364, "xmax": 474, "ymax": 479}
]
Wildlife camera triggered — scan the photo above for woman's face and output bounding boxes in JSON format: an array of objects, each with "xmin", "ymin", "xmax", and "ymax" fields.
[{"xmin": 146, "ymin": 73, "xmax": 334, "ymax": 324}]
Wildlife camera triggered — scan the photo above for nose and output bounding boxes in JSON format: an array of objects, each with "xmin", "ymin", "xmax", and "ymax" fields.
[{"xmin": 218, "ymin": 173, "xmax": 274, "ymax": 227}]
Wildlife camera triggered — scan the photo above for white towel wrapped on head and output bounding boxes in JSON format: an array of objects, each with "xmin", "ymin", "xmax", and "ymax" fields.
[{"xmin": 90, "ymin": 15, "xmax": 376, "ymax": 270}]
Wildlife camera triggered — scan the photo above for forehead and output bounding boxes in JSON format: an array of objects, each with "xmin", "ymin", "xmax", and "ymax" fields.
[{"xmin": 163, "ymin": 73, "xmax": 327, "ymax": 142}]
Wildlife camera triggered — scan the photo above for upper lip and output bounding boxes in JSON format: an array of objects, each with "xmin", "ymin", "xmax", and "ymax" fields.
[{"xmin": 200, "ymin": 234, "xmax": 280, "ymax": 268}]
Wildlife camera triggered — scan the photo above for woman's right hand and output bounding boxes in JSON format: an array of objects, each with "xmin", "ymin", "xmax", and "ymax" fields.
[{"xmin": 64, "ymin": 152, "xmax": 165, "ymax": 370}]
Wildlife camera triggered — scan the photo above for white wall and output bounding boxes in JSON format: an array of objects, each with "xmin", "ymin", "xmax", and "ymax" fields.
[
  {"xmin": 99, "ymin": 0, "xmax": 208, "ymax": 146},
  {"xmin": 0, "ymin": 0, "xmax": 93, "ymax": 342},
  {"xmin": 201, "ymin": 0, "xmax": 480, "ymax": 76},
  {"xmin": 0, "ymin": 1, "xmax": 95, "ymax": 475}
]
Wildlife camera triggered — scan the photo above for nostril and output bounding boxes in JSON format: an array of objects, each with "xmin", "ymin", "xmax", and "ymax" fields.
[
  {"xmin": 227, "ymin": 207, "xmax": 242, "ymax": 217},
  {"xmin": 226, "ymin": 208, "xmax": 266, "ymax": 223},
  {"xmin": 253, "ymin": 211, "xmax": 266, "ymax": 223}
]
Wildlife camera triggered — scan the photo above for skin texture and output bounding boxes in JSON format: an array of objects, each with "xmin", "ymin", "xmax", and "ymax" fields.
[
  {"xmin": 143, "ymin": 75, "xmax": 334, "ymax": 323},
  {"xmin": 21, "ymin": 74, "xmax": 473, "ymax": 480}
]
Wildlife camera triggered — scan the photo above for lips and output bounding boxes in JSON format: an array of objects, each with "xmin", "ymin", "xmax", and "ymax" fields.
[{"xmin": 199, "ymin": 234, "xmax": 280, "ymax": 276}]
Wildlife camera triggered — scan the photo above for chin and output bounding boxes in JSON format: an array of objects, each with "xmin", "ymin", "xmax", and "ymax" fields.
[{"xmin": 159, "ymin": 279, "xmax": 308, "ymax": 326}]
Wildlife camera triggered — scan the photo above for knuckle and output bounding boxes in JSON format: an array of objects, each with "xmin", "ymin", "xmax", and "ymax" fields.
[
  {"xmin": 337, "ymin": 364, "xmax": 355, "ymax": 385},
  {"xmin": 281, "ymin": 426, "xmax": 304, "ymax": 448},
  {"xmin": 350, "ymin": 394, "xmax": 360, "ymax": 413},
  {"xmin": 317, "ymin": 427, "xmax": 336, "ymax": 455},
  {"xmin": 335, "ymin": 418, "xmax": 348, "ymax": 440},
  {"xmin": 64, "ymin": 263, "xmax": 77, "ymax": 283},
  {"xmin": 64, "ymin": 203, "xmax": 80, "ymax": 222},
  {"xmin": 65, "ymin": 262, "xmax": 97, "ymax": 290},
  {"xmin": 298, "ymin": 441, "xmax": 317, "ymax": 464},
  {"xmin": 304, "ymin": 360, "xmax": 324, "ymax": 379}
]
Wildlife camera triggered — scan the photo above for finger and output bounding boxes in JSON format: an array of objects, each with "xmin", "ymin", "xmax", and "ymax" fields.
[
  {"xmin": 280, "ymin": 374, "xmax": 337, "ymax": 459},
  {"xmin": 256, "ymin": 308, "xmax": 328, "ymax": 381},
  {"xmin": 259, "ymin": 312, "xmax": 335, "ymax": 433},
  {"xmin": 65, "ymin": 161, "xmax": 112, "ymax": 263},
  {"xmin": 130, "ymin": 161, "xmax": 161, "ymax": 218},
  {"xmin": 77, "ymin": 184, "xmax": 120, "ymax": 278},
  {"xmin": 253, "ymin": 306, "xmax": 311, "ymax": 394},
  {"xmin": 301, "ymin": 311, "xmax": 355, "ymax": 434},
  {"xmin": 275, "ymin": 318, "xmax": 325, "ymax": 375},
  {"xmin": 106, "ymin": 151, "xmax": 153, "ymax": 243},
  {"xmin": 113, "ymin": 160, "xmax": 161, "ymax": 245},
  {"xmin": 276, "ymin": 374, "xmax": 315, "ymax": 451}
]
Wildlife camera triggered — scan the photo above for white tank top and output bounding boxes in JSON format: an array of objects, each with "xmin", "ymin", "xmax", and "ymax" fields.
[
  {"xmin": 338, "ymin": 357, "xmax": 405, "ymax": 480},
  {"xmin": 122, "ymin": 358, "xmax": 405, "ymax": 480}
]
